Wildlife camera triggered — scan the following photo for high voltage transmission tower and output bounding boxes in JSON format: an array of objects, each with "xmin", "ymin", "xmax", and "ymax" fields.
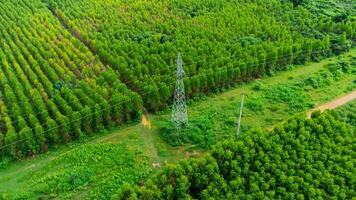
[{"xmin": 172, "ymin": 53, "xmax": 188, "ymax": 131}]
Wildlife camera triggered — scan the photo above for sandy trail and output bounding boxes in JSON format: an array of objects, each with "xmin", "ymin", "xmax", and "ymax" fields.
[
  {"xmin": 307, "ymin": 90, "xmax": 356, "ymax": 118},
  {"xmin": 141, "ymin": 115, "xmax": 152, "ymax": 129}
]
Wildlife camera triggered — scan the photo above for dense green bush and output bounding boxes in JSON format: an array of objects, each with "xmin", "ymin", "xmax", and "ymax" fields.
[
  {"xmin": 297, "ymin": 55, "xmax": 356, "ymax": 90},
  {"xmin": 265, "ymin": 85, "xmax": 309, "ymax": 112},
  {"xmin": 245, "ymin": 98, "xmax": 265, "ymax": 112},
  {"xmin": 252, "ymin": 81, "xmax": 266, "ymax": 91},
  {"xmin": 117, "ymin": 112, "xmax": 356, "ymax": 199},
  {"xmin": 159, "ymin": 117, "xmax": 214, "ymax": 148}
]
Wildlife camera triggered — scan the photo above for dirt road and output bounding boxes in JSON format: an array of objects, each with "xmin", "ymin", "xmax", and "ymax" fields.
[{"xmin": 307, "ymin": 90, "xmax": 356, "ymax": 118}]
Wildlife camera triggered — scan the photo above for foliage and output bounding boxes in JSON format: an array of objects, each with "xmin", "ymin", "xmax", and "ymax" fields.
[
  {"xmin": 117, "ymin": 112, "xmax": 356, "ymax": 199},
  {"xmin": 159, "ymin": 117, "xmax": 214, "ymax": 148},
  {"xmin": 297, "ymin": 55, "xmax": 356, "ymax": 90},
  {"xmin": 302, "ymin": 0, "xmax": 356, "ymax": 19},
  {"xmin": 28, "ymin": 143, "xmax": 151, "ymax": 199},
  {"xmin": 265, "ymin": 85, "xmax": 310, "ymax": 112},
  {"xmin": 333, "ymin": 100, "xmax": 356, "ymax": 126},
  {"xmin": 287, "ymin": 0, "xmax": 304, "ymax": 7},
  {"xmin": 245, "ymin": 97, "xmax": 265, "ymax": 112},
  {"xmin": 252, "ymin": 81, "xmax": 266, "ymax": 91}
]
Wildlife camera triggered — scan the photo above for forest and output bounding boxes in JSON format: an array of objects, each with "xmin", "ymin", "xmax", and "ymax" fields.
[{"xmin": 0, "ymin": 0, "xmax": 355, "ymax": 199}]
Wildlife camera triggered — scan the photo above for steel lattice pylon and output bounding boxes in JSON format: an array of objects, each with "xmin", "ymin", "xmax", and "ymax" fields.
[{"xmin": 172, "ymin": 53, "xmax": 188, "ymax": 130}]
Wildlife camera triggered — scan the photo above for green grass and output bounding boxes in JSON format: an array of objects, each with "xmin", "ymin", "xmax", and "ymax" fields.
[{"xmin": 0, "ymin": 49, "xmax": 355, "ymax": 199}]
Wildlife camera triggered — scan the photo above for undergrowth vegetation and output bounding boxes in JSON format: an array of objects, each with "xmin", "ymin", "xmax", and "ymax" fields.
[
  {"xmin": 159, "ymin": 117, "xmax": 214, "ymax": 148},
  {"xmin": 4, "ymin": 143, "xmax": 151, "ymax": 199},
  {"xmin": 333, "ymin": 100, "xmax": 356, "ymax": 126},
  {"xmin": 298, "ymin": 56, "xmax": 356, "ymax": 90}
]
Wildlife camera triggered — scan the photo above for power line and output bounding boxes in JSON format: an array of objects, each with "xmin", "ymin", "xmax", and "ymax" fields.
[
  {"xmin": 0, "ymin": 45, "xmax": 328, "ymax": 127},
  {"xmin": 0, "ymin": 48, "xmax": 331, "ymax": 143},
  {"xmin": 3, "ymin": 48, "xmax": 325, "ymax": 130},
  {"xmin": 0, "ymin": 48, "xmax": 330, "ymax": 144},
  {"xmin": 0, "ymin": 0, "xmax": 331, "ymax": 131}
]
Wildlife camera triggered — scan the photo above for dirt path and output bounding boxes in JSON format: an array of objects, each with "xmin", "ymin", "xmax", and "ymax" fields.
[{"xmin": 307, "ymin": 90, "xmax": 356, "ymax": 118}]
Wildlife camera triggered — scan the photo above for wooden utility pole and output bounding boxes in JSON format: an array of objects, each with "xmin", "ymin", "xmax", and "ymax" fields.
[{"xmin": 237, "ymin": 93, "xmax": 245, "ymax": 137}]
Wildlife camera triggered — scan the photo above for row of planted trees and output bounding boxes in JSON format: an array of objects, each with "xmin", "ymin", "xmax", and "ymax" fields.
[
  {"xmin": 47, "ymin": 0, "xmax": 355, "ymax": 111},
  {"xmin": 0, "ymin": 0, "xmax": 142, "ymax": 159}
]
